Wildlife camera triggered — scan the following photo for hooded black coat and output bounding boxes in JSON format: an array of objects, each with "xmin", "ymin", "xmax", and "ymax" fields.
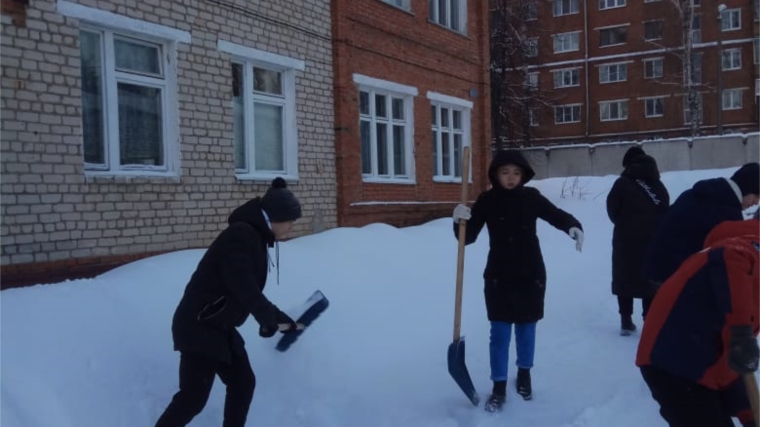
[
  {"xmin": 606, "ymin": 155, "xmax": 670, "ymax": 298},
  {"xmin": 454, "ymin": 150, "xmax": 583, "ymax": 323},
  {"xmin": 170, "ymin": 198, "xmax": 280, "ymax": 364}
]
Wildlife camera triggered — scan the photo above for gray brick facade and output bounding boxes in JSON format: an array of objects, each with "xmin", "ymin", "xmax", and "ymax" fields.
[{"xmin": 1, "ymin": 0, "xmax": 336, "ymax": 275}]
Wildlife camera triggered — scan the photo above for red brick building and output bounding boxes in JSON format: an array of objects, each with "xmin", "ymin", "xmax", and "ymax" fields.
[
  {"xmin": 500, "ymin": 0, "xmax": 759, "ymax": 145},
  {"xmin": 332, "ymin": 0, "xmax": 492, "ymax": 227}
]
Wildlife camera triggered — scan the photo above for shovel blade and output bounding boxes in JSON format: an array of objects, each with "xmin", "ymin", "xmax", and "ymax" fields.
[{"xmin": 447, "ymin": 337, "xmax": 480, "ymax": 406}]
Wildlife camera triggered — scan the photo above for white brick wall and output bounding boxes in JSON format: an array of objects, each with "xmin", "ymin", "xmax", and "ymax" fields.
[{"xmin": 1, "ymin": 0, "xmax": 336, "ymax": 267}]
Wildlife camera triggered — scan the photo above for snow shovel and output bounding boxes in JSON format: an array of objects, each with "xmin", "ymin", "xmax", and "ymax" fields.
[
  {"xmin": 275, "ymin": 290, "xmax": 329, "ymax": 352},
  {"xmin": 447, "ymin": 146, "xmax": 480, "ymax": 406},
  {"xmin": 743, "ymin": 373, "xmax": 759, "ymax": 425}
]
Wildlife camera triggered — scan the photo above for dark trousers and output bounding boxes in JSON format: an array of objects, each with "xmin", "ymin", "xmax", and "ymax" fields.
[
  {"xmin": 640, "ymin": 365, "xmax": 737, "ymax": 427},
  {"xmin": 617, "ymin": 295, "xmax": 653, "ymax": 319},
  {"xmin": 154, "ymin": 349, "xmax": 256, "ymax": 427}
]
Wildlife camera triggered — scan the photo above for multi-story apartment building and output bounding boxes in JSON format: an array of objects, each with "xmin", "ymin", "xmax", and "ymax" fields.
[
  {"xmin": 497, "ymin": 0, "xmax": 759, "ymax": 145},
  {"xmin": 332, "ymin": 0, "xmax": 492, "ymax": 227}
]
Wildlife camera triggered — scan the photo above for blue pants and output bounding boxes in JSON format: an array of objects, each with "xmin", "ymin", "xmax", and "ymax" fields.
[{"xmin": 489, "ymin": 321, "xmax": 537, "ymax": 382}]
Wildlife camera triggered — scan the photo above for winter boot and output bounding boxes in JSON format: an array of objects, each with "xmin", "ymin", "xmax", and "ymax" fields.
[
  {"xmin": 516, "ymin": 368, "xmax": 532, "ymax": 400},
  {"xmin": 484, "ymin": 381, "xmax": 506, "ymax": 413},
  {"xmin": 620, "ymin": 315, "xmax": 637, "ymax": 336}
]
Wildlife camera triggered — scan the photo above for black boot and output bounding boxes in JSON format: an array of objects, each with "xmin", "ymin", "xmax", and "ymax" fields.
[
  {"xmin": 484, "ymin": 381, "xmax": 506, "ymax": 413},
  {"xmin": 516, "ymin": 368, "xmax": 532, "ymax": 400},
  {"xmin": 620, "ymin": 314, "xmax": 637, "ymax": 336}
]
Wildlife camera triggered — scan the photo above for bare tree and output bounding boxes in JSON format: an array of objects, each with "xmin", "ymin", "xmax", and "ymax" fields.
[{"xmin": 489, "ymin": 0, "xmax": 557, "ymax": 150}]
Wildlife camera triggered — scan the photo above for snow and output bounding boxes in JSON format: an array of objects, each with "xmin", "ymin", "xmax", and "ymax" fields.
[{"xmin": 2, "ymin": 166, "xmax": 758, "ymax": 427}]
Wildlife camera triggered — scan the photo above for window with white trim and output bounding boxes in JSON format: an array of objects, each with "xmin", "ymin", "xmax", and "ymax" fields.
[
  {"xmin": 357, "ymin": 78, "xmax": 415, "ymax": 182},
  {"xmin": 721, "ymin": 8, "xmax": 741, "ymax": 31},
  {"xmin": 553, "ymin": 0, "xmax": 579, "ymax": 16},
  {"xmin": 683, "ymin": 94, "xmax": 703, "ymax": 125},
  {"xmin": 644, "ymin": 97, "xmax": 664, "ymax": 118},
  {"xmin": 221, "ymin": 41, "xmax": 303, "ymax": 180},
  {"xmin": 685, "ymin": 53, "xmax": 702, "ymax": 84},
  {"xmin": 643, "ymin": 58, "xmax": 663, "ymax": 79},
  {"xmin": 600, "ymin": 100, "xmax": 628, "ymax": 121},
  {"xmin": 525, "ymin": 2, "xmax": 538, "ymax": 20},
  {"xmin": 600, "ymin": 26, "xmax": 627, "ymax": 46},
  {"xmin": 555, "ymin": 104, "xmax": 581, "ymax": 124},
  {"xmin": 524, "ymin": 72, "xmax": 539, "ymax": 90},
  {"xmin": 525, "ymin": 38, "xmax": 539, "ymax": 57},
  {"xmin": 78, "ymin": 27, "xmax": 176, "ymax": 173},
  {"xmin": 722, "ymin": 48, "xmax": 742, "ymax": 71},
  {"xmin": 754, "ymin": 38, "xmax": 759, "ymax": 64},
  {"xmin": 722, "ymin": 89, "xmax": 743, "ymax": 110},
  {"xmin": 644, "ymin": 20, "xmax": 663, "ymax": 41},
  {"xmin": 691, "ymin": 15, "xmax": 702, "ymax": 43},
  {"xmin": 600, "ymin": 63, "xmax": 627, "ymax": 83},
  {"xmin": 431, "ymin": 101, "xmax": 471, "ymax": 181},
  {"xmin": 529, "ymin": 109, "xmax": 539, "ymax": 127},
  {"xmin": 553, "ymin": 32, "xmax": 580, "ymax": 53},
  {"xmin": 553, "ymin": 68, "xmax": 580, "ymax": 88},
  {"xmin": 428, "ymin": 0, "xmax": 467, "ymax": 33},
  {"xmin": 599, "ymin": 0, "xmax": 625, "ymax": 10},
  {"xmin": 383, "ymin": 0, "xmax": 411, "ymax": 10}
]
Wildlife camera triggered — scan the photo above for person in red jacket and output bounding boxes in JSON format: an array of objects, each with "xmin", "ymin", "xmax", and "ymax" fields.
[{"xmin": 636, "ymin": 217, "xmax": 760, "ymax": 427}]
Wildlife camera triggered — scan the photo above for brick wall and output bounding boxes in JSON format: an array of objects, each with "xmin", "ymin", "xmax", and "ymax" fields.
[
  {"xmin": 0, "ymin": 0, "xmax": 336, "ymax": 287},
  {"xmin": 333, "ymin": 0, "xmax": 492, "ymax": 227}
]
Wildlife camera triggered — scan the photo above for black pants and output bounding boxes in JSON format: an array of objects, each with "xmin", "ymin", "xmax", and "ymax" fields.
[
  {"xmin": 154, "ymin": 349, "xmax": 256, "ymax": 427},
  {"xmin": 617, "ymin": 295, "xmax": 653, "ymax": 319},
  {"xmin": 640, "ymin": 365, "xmax": 737, "ymax": 427}
]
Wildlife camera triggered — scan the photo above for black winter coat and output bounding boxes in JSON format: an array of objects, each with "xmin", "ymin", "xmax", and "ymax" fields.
[
  {"xmin": 643, "ymin": 177, "xmax": 745, "ymax": 286},
  {"xmin": 171, "ymin": 198, "xmax": 280, "ymax": 364},
  {"xmin": 606, "ymin": 155, "xmax": 670, "ymax": 298},
  {"xmin": 454, "ymin": 150, "xmax": 583, "ymax": 324}
]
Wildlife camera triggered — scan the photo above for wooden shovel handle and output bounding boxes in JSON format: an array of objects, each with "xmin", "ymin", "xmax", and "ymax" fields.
[
  {"xmin": 453, "ymin": 146, "xmax": 471, "ymax": 341},
  {"xmin": 744, "ymin": 373, "xmax": 760, "ymax": 425},
  {"xmin": 278, "ymin": 322, "xmax": 305, "ymax": 332}
]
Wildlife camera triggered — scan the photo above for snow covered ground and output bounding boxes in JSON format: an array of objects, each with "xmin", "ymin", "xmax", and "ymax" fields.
[{"xmin": 2, "ymin": 166, "xmax": 757, "ymax": 427}]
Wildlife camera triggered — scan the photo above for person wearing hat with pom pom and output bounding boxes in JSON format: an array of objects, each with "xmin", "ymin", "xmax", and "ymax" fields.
[{"xmin": 154, "ymin": 177, "xmax": 303, "ymax": 427}]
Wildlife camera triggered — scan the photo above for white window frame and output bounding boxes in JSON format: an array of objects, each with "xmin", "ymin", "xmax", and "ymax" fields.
[
  {"xmin": 691, "ymin": 15, "xmax": 702, "ymax": 43},
  {"xmin": 428, "ymin": 0, "xmax": 468, "ymax": 34},
  {"xmin": 218, "ymin": 40, "xmax": 304, "ymax": 181},
  {"xmin": 529, "ymin": 109, "xmax": 539, "ymax": 127},
  {"xmin": 754, "ymin": 38, "xmax": 760, "ymax": 64},
  {"xmin": 525, "ymin": 2, "xmax": 538, "ymax": 20},
  {"xmin": 722, "ymin": 89, "xmax": 743, "ymax": 110},
  {"xmin": 721, "ymin": 8, "xmax": 741, "ymax": 31},
  {"xmin": 722, "ymin": 48, "xmax": 742, "ymax": 71},
  {"xmin": 428, "ymin": 92, "xmax": 472, "ymax": 183},
  {"xmin": 525, "ymin": 38, "xmax": 539, "ymax": 57},
  {"xmin": 552, "ymin": 67, "xmax": 580, "ymax": 88},
  {"xmin": 57, "ymin": 0, "xmax": 189, "ymax": 177},
  {"xmin": 599, "ymin": 62, "xmax": 628, "ymax": 83},
  {"xmin": 643, "ymin": 57, "xmax": 663, "ymax": 79},
  {"xmin": 555, "ymin": 104, "xmax": 582, "ymax": 124},
  {"xmin": 683, "ymin": 93, "xmax": 703, "ymax": 125},
  {"xmin": 599, "ymin": 0, "xmax": 625, "ymax": 11},
  {"xmin": 553, "ymin": 32, "xmax": 580, "ymax": 53},
  {"xmin": 600, "ymin": 99, "xmax": 628, "ymax": 121},
  {"xmin": 553, "ymin": 0, "xmax": 579, "ymax": 16},
  {"xmin": 525, "ymin": 72, "xmax": 539, "ymax": 90},
  {"xmin": 599, "ymin": 25, "xmax": 628, "ymax": 47},
  {"xmin": 382, "ymin": 0, "xmax": 411, "ymax": 10},
  {"xmin": 643, "ymin": 20, "xmax": 663, "ymax": 41},
  {"xmin": 355, "ymin": 74, "xmax": 417, "ymax": 184},
  {"xmin": 643, "ymin": 97, "xmax": 664, "ymax": 118}
]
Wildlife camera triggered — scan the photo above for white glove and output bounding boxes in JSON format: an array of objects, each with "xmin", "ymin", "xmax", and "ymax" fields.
[
  {"xmin": 453, "ymin": 204, "xmax": 471, "ymax": 222},
  {"xmin": 569, "ymin": 227, "xmax": 583, "ymax": 252}
]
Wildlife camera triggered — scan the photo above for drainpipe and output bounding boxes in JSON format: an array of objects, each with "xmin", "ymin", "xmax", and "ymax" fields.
[{"xmin": 583, "ymin": 0, "xmax": 590, "ymax": 140}]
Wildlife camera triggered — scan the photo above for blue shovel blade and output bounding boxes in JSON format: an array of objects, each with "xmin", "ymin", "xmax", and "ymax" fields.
[{"xmin": 447, "ymin": 337, "xmax": 480, "ymax": 406}]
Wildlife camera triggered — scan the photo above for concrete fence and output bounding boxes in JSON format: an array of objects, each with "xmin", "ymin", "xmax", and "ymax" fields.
[{"xmin": 520, "ymin": 133, "xmax": 760, "ymax": 180}]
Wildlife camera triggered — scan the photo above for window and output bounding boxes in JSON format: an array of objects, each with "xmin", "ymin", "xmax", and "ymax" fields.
[
  {"xmin": 683, "ymin": 93, "xmax": 703, "ymax": 125},
  {"xmin": 754, "ymin": 38, "xmax": 759, "ymax": 64},
  {"xmin": 721, "ymin": 8, "xmax": 741, "ymax": 31},
  {"xmin": 600, "ymin": 100, "xmax": 628, "ymax": 121},
  {"xmin": 553, "ymin": 68, "xmax": 580, "ymax": 88},
  {"xmin": 553, "ymin": 0, "xmax": 579, "ymax": 16},
  {"xmin": 220, "ymin": 41, "xmax": 304, "ymax": 180},
  {"xmin": 644, "ymin": 20, "xmax": 663, "ymax": 41},
  {"xmin": 524, "ymin": 2, "xmax": 538, "ymax": 20},
  {"xmin": 529, "ymin": 109, "xmax": 539, "ymax": 127},
  {"xmin": 643, "ymin": 58, "xmax": 663, "ymax": 79},
  {"xmin": 356, "ymin": 75, "xmax": 416, "ymax": 182},
  {"xmin": 722, "ymin": 48, "xmax": 742, "ymax": 70},
  {"xmin": 525, "ymin": 38, "xmax": 539, "ymax": 57},
  {"xmin": 691, "ymin": 15, "xmax": 701, "ymax": 43},
  {"xmin": 524, "ymin": 72, "xmax": 539, "ymax": 90},
  {"xmin": 600, "ymin": 63, "xmax": 627, "ymax": 83},
  {"xmin": 644, "ymin": 97, "xmax": 664, "ymax": 117},
  {"xmin": 555, "ymin": 104, "xmax": 581, "ymax": 124},
  {"xmin": 600, "ymin": 26, "xmax": 627, "ymax": 46},
  {"xmin": 429, "ymin": 0, "xmax": 467, "ymax": 33},
  {"xmin": 383, "ymin": 0, "xmax": 411, "ymax": 9},
  {"xmin": 430, "ymin": 93, "xmax": 471, "ymax": 182},
  {"xmin": 685, "ymin": 53, "xmax": 702, "ymax": 84},
  {"xmin": 599, "ymin": 0, "xmax": 625, "ymax": 10},
  {"xmin": 722, "ymin": 89, "xmax": 743, "ymax": 110},
  {"xmin": 79, "ymin": 28, "xmax": 176, "ymax": 173},
  {"xmin": 554, "ymin": 32, "xmax": 580, "ymax": 53}
]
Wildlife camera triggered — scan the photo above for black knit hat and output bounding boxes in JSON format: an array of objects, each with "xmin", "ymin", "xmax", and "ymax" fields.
[
  {"xmin": 261, "ymin": 177, "xmax": 302, "ymax": 222},
  {"xmin": 730, "ymin": 162, "xmax": 760, "ymax": 197},
  {"xmin": 622, "ymin": 146, "xmax": 646, "ymax": 167}
]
